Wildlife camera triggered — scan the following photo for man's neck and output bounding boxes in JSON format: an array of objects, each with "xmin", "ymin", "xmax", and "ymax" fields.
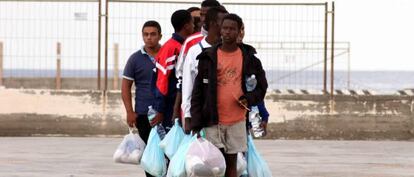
[
  {"xmin": 201, "ymin": 25, "xmax": 208, "ymax": 36},
  {"xmin": 144, "ymin": 45, "xmax": 160, "ymax": 57},
  {"xmin": 220, "ymin": 42, "xmax": 238, "ymax": 53},
  {"xmin": 205, "ymin": 33, "xmax": 219, "ymax": 45},
  {"xmin": 177, "ymin": 31, "xmax": 189, "ymax": 40}
]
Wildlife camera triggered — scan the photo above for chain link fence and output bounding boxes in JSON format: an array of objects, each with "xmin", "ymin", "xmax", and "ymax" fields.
[{"xmin": 0, "ymin": 0, "xmax": 339, "ymax": 91}]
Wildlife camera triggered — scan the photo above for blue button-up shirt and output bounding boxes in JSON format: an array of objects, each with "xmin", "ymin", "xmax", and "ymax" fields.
[{"xmin": 123, "ymin": 46, "xmax": 156, "ymax": 115}]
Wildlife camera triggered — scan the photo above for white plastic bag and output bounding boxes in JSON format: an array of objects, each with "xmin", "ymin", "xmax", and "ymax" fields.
[
  {"xmin": 237, "ymin": 152, "xmax": 247, "ymax": 176},
  {"xmin": 113, "ymin": 128, "xmax": 146, "ymax": 164},
  {"xmin": 160, "ymin": 119, "xmax": 185, "ymax": 159},
  {"xmin": 185, "ymin": 137, "xmax": 226, "ymax": 177}
]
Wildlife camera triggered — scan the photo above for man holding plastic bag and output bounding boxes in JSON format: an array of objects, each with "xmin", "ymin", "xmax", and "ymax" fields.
[
  {"xmin": 121, "ymin": 20, "xmax": 162, "ymax": 177},
  {"xmin": 190, "ymin": 14, "xmax": 268, "ymax": 177},
  {"xmin": 141, "ymin": 9, "xmax": 195, "ymax": 177}
]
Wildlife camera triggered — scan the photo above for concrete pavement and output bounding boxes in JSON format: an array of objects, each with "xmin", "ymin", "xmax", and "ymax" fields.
[{"xmin": 1, "ymin": 137, "xmax": 414, "ymax": 177}]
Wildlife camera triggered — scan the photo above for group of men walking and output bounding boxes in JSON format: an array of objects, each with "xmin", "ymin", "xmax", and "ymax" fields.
[{"xmin": 121, "ymin": 1, "xmax": 269, "ymax": 176}]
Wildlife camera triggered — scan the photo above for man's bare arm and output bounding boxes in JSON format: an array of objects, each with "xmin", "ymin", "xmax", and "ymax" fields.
[{"xmin": 121, "ymin": 79, "xmax": 136, "ymax": 127}]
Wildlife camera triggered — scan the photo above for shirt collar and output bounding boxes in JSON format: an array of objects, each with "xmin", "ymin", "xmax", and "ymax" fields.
[
  {"xmin": 201, "ymin": 25, "xmax": 208, "ymax": 36},
  {"xmin": 140, "ymin": 45, "xmax": 156, "ymax": 63},
  {"xmin": 140, "ymin": 45, "xmax": 148, "ymax": 55},
  {"xmin": 172, "ymin": 33, "xmax": 185, "ymax": 44},
  {"xmin": 201, "ymin": 37, "xmax": 212, "ymax": 48}
]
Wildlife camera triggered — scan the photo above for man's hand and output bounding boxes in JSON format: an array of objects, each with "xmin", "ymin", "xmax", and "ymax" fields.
[
  {"xmin": 172, "ymin": 92, "xmax": 182, "ymax": 122},
  {"xmin": 192, "ymin": 129, "xmax": 202, "ymax": 138},
  {"xmin": 126, "ymin": 111, "xmax": 137, "ymax": 127},
  {"xmin": 150, "ymin": 112, "xmax": 164, "ymax": 127},
  {"xmin": 260, "ymin": 121, "xmax": 268, "ymax": 136},
  {"xmin": 184, "ymin": 118, "xmax": 191, "ymax": 134},
  {"xmin": 238, "ymin": 97, "xmax": 250, "ymax": 111}
]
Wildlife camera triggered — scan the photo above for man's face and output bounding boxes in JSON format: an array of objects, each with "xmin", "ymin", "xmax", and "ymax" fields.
[
  {"xmin": 213, "ymin": 12, "xmax": 227, "ymax": 35},
  {"xmin": 200, "ymin": 7, "xmax": 209, "ymax": 24},
  {"xmin": 190, "ymin": 10, "xmax": 200, "ymax": 18},
  {"xmin": 142, "ymin": 26, "xmax": 161, "ymax": 48},
  {"xmin": 221, "ymin": 19, "xmax": 239, "ymax": 44},
  {"xmin": 191, "ymin": 10, "xmax": 201, "ymax": 31},
  {"xmin": 185, "ymin": 18, "xmax": 195, "ymax": 35}
]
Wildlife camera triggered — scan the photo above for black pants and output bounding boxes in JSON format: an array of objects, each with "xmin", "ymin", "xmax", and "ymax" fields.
[{"xmin": 135, "ymin": 114, "xmax": 154, "ymax": 177}]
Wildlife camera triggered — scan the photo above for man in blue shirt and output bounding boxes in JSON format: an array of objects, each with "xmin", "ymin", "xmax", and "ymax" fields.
[{"xmin": 121, "ymin": 20, "xmax": 161, "ymax": 177}]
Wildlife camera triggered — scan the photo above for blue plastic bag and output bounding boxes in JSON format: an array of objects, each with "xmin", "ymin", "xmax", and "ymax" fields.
[
  {"xmin": 141, "ymin": 126, "xmax": 167, "ymax": 177},
  {"xmin": 166, "ymin": 134, "xmax": 196, "ymax": 177},
  {"xmin": 160, "ymin": 119, "xmax": 185, "ymax": 159},
  {"xmin": 247, "ymin": 135, "xmax": 272, "ymax": 177}
]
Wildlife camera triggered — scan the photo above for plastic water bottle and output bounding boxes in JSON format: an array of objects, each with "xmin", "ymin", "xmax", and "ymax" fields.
[
  {"xmin": 147, "ymin": 106, "xmax": 156, "ymax": 121},
  {"xmin": 245, "ymin": 75, "xmax": 264, "ymax": 137},
  {"xmin": 248, "ymin": 106, "xmax": 264, "ymax": 138},
  {"xmin": 246, "ymin": 74, "xmax": 257, "ymax": 92},
  {"xmin": 147, "ymin": 106, "xmax": 166, "ymax": 140},
  {"xmin": 156, "ymin": 124, "xmax": 166, "ymax": 140}
]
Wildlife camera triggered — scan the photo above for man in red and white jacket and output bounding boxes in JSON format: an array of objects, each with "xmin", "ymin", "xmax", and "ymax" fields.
[
  {"xmin": 174, "ymin": 0, "xmax": 221, "ymax": 127},
  {"xmin": 151, "ymin": 10, "xmax": 194, "ymax": 130}
]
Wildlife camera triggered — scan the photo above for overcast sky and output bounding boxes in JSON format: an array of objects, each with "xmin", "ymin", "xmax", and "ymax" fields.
[
  {"xmin": 330, "ymin": 0, "xmax": 413, "ymax": 71},
  {"xmin": 226, "ymin": 0, "xmax": 414, "ymax": 71}
]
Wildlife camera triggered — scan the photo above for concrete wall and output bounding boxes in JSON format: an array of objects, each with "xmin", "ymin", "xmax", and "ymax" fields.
[
  {"xmin": 0, "ymin": 89, "xmax": 124, "ymax": 136},
  {"xmin": 265, "ymin": 94, "xmax": 414, "ymax": 140},
  {"xmin": 1, "ymin": 88, "xmax": 413, "ymax": 140}
]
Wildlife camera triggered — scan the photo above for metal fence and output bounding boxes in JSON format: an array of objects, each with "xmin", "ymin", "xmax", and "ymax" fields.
[
  {"xmin": 0, "ymin": 0, "xmax": 340, "ymax": 92},
  {"xmin": 0, "ymin": 0, "xmax": 99, "ymax": 89}
]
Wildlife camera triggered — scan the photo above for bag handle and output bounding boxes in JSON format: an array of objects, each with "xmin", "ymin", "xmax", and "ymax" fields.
[{"xmin": 129, "ymin": 127, "xmax": 138, "ymax": 134}]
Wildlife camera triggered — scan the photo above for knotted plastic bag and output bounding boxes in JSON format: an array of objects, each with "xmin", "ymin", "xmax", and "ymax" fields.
[
  {"xmin": 113, "ymin": 128, "xmax": 146, "ymax": 164},
  {"xmin": 185, "ymin": 137, "xmax": 226, "ymax": 177},
  {"xmin": 141, "ymin": 126, "xmax": 167, "ymax": 177},
  {"xmin": 160, "ymin": 119, "xmax": 185, "ymax": 159},
  {"xmin": 246, "ymin": 135, "xmax": 272, "ymax": 177},
  {"xmin": 167, "ymin": 134, "xmax": 197, "ymax": 177}
]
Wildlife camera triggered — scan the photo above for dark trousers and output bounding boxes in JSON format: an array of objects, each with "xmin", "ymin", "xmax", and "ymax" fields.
[{"xmin": 135, "ymin": 114, "xmax": 154, "ymax": 177}]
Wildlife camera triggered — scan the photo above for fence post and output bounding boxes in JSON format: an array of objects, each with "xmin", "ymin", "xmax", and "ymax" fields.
[
  {"xmin": 330, "ymin": 1, "xmax": 335, "ymax": 100},
  {"xmin": 347, "ymin": 43, "xmax": 351, "ymax": 89},
  {"xmin": 104, "ymin": 0, "xmax": 109, "ymax": 92},
  {"xmin": 97, "ymin": 0, "xmax": 102, "ymax": 90},
  {"xmin": 113, "ymin": 43, "xmax": 119, "ymax": 90},
  {"xmin": 323, "ymin": 2, "xmax": 328, "ymax": 94},
  {"xmin": 0, "ymin": 42, "xmax": 3, "ymax": 86},
  {"xmin": 329, "ymin": 2, "xmax": 335, "ymax": 114},
  {"xmin": 56, "ymin": 42, "xmax": 61, "ymax": 90}
]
